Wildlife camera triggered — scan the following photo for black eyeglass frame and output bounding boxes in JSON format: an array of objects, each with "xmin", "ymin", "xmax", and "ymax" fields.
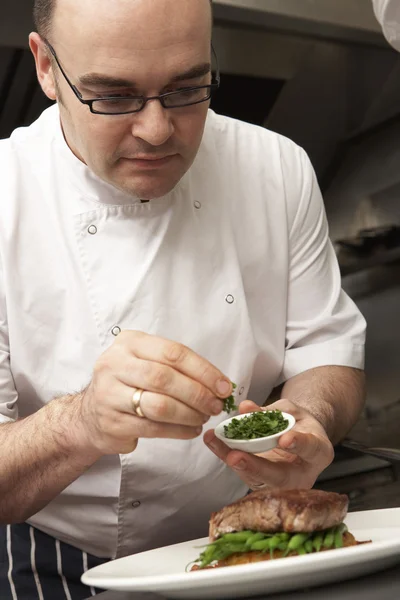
[{"xmin": 43, "ymin": 39, "xmax": 221, "ymax": 115}]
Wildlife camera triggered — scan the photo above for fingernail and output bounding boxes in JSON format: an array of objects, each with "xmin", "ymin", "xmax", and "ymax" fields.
[
  {"xmin": 212, "ymin": 400, "xmax": 223, "ymax": 415},
  {"xmin": 207, "ymin": 441, "xmax": 217, "ymax": 451},
  {"xmin": 195, "ymin": 427, "xmax": 203, "ymax": 436},
  {"xmin": 233, "ymin": 460, "xmax": 246, "ymax": 471},
  {"xmin": 217, "ymin": 380, "xmax": 231, "ymax": 396}
]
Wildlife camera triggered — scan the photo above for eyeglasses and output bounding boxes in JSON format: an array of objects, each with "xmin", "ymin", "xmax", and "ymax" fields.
[{"xmin": 43, "ymin": 40, "xmax": 220, "ymax": 116}]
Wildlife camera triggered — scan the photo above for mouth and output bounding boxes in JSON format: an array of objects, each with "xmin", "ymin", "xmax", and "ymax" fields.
[{"xmin": 122, "ymin": 155, "xmax": 177, "ymax": 168}]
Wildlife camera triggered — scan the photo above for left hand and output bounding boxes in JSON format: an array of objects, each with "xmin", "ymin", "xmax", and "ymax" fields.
[{"xmin": 204, "ymin": 399, "xmax": 334, "ymax": 490}]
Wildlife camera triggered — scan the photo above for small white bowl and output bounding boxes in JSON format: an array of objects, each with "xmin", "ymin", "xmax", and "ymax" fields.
[{"xmin": 214, "ymin": 411, "xmax": 296, "ymax": 454}]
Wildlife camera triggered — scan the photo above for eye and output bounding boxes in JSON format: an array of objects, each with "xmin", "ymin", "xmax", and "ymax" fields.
[{"xmin": 93, "ymin": 96, "xmax": 144, "ymax": 113}]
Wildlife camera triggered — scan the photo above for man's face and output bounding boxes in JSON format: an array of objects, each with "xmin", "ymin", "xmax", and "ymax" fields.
[{"xmin": 39, "ymin": 0, "xmax": 213, "ymax": 199}]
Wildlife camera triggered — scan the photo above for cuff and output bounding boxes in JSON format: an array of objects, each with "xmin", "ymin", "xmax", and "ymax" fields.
[{"xmin": 278, "ymin": 342, "xmax": 365, "ymax": 384}]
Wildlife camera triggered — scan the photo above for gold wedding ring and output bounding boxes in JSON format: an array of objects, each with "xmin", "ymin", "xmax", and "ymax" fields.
[
  {"xmin": 132, "ymin": 388, "xmax": 145, "ymax": 418},
  {"xmin": 251, "ymin": 482, "xmax": 268, "ymax": 490}
]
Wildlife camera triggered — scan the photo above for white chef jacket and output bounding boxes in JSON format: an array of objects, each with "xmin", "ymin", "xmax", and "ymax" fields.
[
  {"xmin": 372, "ymin": 0, "xmax": 400, "ymax": 50},
  {"xmin": 0, "ymin": 105, "xmax": 365, "ymax": 558}
]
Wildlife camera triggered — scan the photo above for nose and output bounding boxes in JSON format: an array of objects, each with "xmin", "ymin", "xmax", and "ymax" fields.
[{"xmin": 131, "ymin": 99, "xmax": 174, "ymax": 147}]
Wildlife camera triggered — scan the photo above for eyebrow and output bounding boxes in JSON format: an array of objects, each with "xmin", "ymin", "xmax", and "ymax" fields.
[{"xmin": 78, "ymin": 63, "xmax": 211, "ymax": 89}]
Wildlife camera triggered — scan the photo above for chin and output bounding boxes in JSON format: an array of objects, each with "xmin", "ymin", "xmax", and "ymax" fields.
[{"xmin": 115, "ymin": 175, "xmax": 183, "ymax": 200}]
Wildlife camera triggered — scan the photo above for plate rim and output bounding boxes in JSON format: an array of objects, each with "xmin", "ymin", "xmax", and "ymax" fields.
[{"xmin": 81, "ymin": 511, "xmax": 400, "ymax": 590}]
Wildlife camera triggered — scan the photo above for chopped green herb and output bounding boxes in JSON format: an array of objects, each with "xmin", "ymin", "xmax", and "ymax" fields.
[
  {"xmin": 223, "ymin": 382, "xmax": 238, "ymax": 414},
  {"xmin": 223, "ymin": 410, "xmax": 288, "ymax": 440}
]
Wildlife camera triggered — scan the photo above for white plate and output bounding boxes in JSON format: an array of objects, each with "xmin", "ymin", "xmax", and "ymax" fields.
[{"xmin": 82, "ymin": 508, "xmax": 400, "ymax": 599}]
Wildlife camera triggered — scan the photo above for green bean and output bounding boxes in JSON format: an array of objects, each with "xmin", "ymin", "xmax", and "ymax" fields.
[
  {"xmin": 297, "ymin": 546, "xmax": 307, "ymax": 556},
  {"xmin": 269, "ymin": 536, "xmax": 281, "ymax": 550},
  {"xmin": 222, "ymin": 531, "xmax": 255, "ymax": 543},
  {"xmin": 313, "ymin": 533, "xmax": 324, "ymax": 552},
  {"xmin": 333, "ymin": 528, "xmax": 343, "ymax": 549},
  {"xmin": 199, "ymin": 544, "xmax": 218, "ymax": 567},
  {"xmin": 337, "ymin": 523, "xmax": 348, "ymax": 534},
  {"xmin": 334, "ymin": 524, "xmax": 348, "ymax": 549},
  {"xmin": 304, "ymin": 540, "xmax": 314, "ymax": 553},
  {"xmin": 245, "ymin": 532, "xmax": 266, "ymax": 547},
  {"xmin": 288, "ymin": 533, "xmax": 310, "ymax": 550},
  {"xmin": 251, "ymin": 538, "xmax": 272, "ymax": 552},
  {"xmin": 278, "ymin": 542, "xmax": 288, "ymax": 552},
  {"xmin": 267, "ymin": 535, "xmax": 281, "ymax": 557},
  {"xmin": 279, "ymin": 533, "xmax": 290, "ymax": 542},
  {"xmin": 212, "ymin": 536, "xmax": 227, "ymax": 545},
  {"xmin": 224, "ymin": 543, "xmax": 249, "ymax": 553},
  {"xmin": 323, "ymin": 528, "xmax": 335, "ymax": 549}
]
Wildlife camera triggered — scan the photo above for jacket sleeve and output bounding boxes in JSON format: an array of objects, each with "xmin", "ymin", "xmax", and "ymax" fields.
[
  {"xmin": 0, "ymin": 250, "xmax": 18, "ymax": 423},
  {"xmin": 372, "ymin": 0, "xmax": 400, "ymax": 52},
  {"xmin": 279, "ymin": 145, "xmax": 366, "ymax": 383}
]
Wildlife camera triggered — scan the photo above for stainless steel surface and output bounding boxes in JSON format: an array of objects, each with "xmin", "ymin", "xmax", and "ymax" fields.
[
  {"xmin": 341, "ymin": 439, "xmax": 400, "ymax": 462},
  {"xmin": 85, "ymin": 563, "xmax": 400, "ymax": 600},
  {"xmin": 217, "ymin": 0, "xmax": 381, "ymax": 32},
  {"xmin": 213, "ymin": 0, "xmax": 385, "ymax": 46},
  {"xmin": 317, "ymin": 453, "xmax": 390, "ymax": 482}
]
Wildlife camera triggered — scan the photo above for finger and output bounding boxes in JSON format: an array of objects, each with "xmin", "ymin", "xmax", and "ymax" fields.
[
  {"xmin": 278, "ymin": 430, "xmax": 334, "ymax": 466},
  {"xmin": 135, "ymin": 391, "xmax": 210, "ymax": 427},
  {"xmin": 203, "ymin": 429, "xmax": 232, "ymax": 462},
  {"xmin": 108, "ymin": 411, "xmax": 204, "ymax": 441},
  {"xmin": 227, "ymin": 453, "xmax": 293, "ymax": 490},
  {"xmin": 204, "ymin": 430, "xmax": 291, "ymax": 489},
  {"xmin": 238, "ymin": 400, "xmax": 261, "ymax": 414},
  {"xmin": 114, "ymin": 355, "xmax": 225, "ymax": 417},
  {"xmin": 118, "ymin": 330, "xmax": 232, "ymax": 398}
]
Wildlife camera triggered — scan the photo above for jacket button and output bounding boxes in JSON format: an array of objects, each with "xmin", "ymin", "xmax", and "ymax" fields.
[
  {"xmin": 225, "ymin": 295, "xmax": 235, "ymax": 304},
  {"xmin": 132, "ymin": 501, "xmax": 141, "ymax": 509},
  {"xmin": 111, "ymin": 326, "xmax": 121, "ymax": 336},
  {"xmin": 88, "ymin": 225, "xmax": 97, "ymax": 235}
]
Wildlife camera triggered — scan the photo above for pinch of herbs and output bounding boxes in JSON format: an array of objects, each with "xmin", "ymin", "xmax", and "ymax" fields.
[{"xmin": 223, "ymin": 382, "xmax": 238, "ymax": 414}]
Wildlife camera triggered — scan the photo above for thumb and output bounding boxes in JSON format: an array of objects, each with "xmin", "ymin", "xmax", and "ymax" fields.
[{"xmin": 238, "ymin": 400, "xmax": 261, "ymax": 415}]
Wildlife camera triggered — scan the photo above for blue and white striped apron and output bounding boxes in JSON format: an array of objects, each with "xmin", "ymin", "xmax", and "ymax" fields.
[{"xmin": 0, "ymin": 523, "xmax": 108, "ymax": 599}]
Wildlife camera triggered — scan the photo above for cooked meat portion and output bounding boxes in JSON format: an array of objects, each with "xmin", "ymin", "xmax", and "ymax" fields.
[{"xmin": 209, "ymin": 489, "xmax": 348, "ymax": 540}]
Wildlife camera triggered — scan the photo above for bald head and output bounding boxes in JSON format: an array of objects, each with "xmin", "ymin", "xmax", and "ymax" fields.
[
  {"xmin": 34, "ymin": 0, "xmax": 213, "ymax": 39},
  {"xmin": 30, "ymin": 0, "xmax": 215, "ymax": 199}
]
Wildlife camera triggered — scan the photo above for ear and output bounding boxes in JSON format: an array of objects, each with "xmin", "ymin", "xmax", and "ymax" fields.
[{"xmin": 29, "ymin": 32, "xmax": 57, "ymax": 101}]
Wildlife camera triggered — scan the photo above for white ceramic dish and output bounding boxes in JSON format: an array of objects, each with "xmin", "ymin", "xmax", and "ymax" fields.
[
  {"xmin": 81, "ymin": 508, "xmax": 400, "ymax": 598},
  {"xmin": 214, "ymin": 411, "xmax": 296, "ymax": 453}
]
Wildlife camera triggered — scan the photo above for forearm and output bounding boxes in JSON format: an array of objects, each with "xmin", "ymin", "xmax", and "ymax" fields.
[
  {"xmin": 281, "ymin": 366, "xmax": 366, "ymax": 445},
  {"xmin": 0, "ymin": 393, "xmax": 102, "ymax": 525}
]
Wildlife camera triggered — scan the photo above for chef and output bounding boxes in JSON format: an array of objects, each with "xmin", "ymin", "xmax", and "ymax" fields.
[
  {"xmin": 0, "ymin": 0, "xmax": 366, "ymax": 597},
  {"xmin": 373, "ymin": 0, "xmax": 400, "ymax": 51}
]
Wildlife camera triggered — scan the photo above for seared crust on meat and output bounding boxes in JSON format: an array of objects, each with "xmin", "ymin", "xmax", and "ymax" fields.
[{"xmin": 209, "ymin": 489, "xmax": 349, "ymax": 541}]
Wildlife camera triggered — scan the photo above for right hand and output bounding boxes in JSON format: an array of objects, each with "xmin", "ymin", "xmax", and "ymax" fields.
[{"xmin": 74, "ymin": 330, "xmax": 232, "ymax": 455}]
